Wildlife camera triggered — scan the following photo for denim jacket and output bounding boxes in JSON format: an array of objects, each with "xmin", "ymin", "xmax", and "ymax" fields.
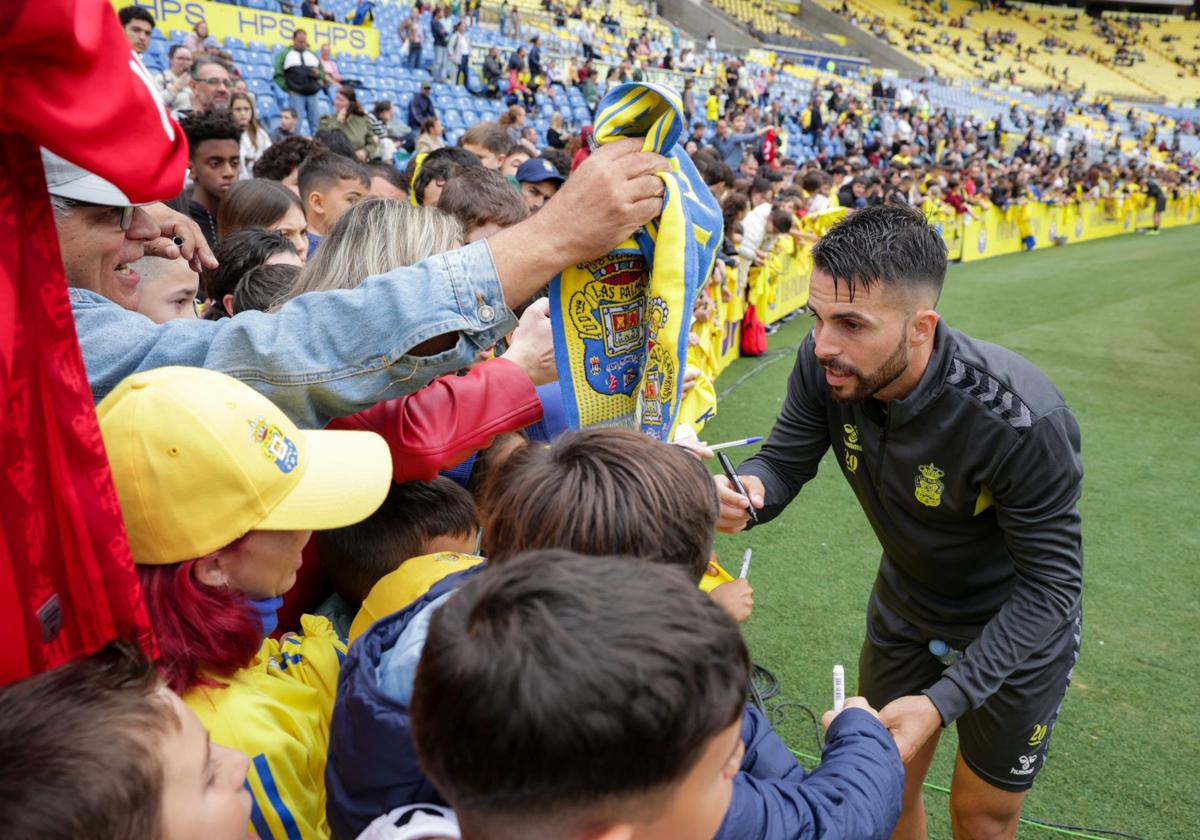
[{"xmin": 71, "ymin": 240, "xmax": 516, "ymax": 428}]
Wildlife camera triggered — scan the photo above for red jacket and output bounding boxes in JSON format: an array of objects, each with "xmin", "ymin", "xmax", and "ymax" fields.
[{"xmin": 326, "ymin": 356, "xmax": 542, "ymax": 481}]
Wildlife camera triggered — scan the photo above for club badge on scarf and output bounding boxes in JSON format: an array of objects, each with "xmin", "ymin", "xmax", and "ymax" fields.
[{"xmin": 550, "ymin": 82, "xmax": 722, "ymax": 440}]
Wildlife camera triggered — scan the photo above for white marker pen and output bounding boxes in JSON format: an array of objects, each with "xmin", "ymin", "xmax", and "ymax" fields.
[
  {"xmin": 833, "ymin": 664, "xmax": 845, "ymax": 713},
  {"xmin": 739, "ymin": 548, "xmax": 753, "ymax": 579}
]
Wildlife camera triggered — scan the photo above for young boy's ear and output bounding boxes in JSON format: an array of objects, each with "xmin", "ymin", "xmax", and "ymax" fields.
[{"xmin": 305, "ymin": 190, "xmax": 324, "ymax": 217}]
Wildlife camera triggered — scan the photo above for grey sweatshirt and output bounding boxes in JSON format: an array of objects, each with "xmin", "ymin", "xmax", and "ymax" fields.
[{"xmin": 739, "ymin": 319, "xmax": 1083, "ymax": 726}]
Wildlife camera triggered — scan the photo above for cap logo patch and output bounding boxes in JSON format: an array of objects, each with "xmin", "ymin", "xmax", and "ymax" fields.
[{"xmin": 248, "ymin": 416, "xmax": 299, "ymax": 474}]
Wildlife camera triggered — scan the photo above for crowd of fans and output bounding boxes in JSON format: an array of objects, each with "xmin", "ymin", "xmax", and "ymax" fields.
[{"xmin": 1, "ymin": 3, "xmax": 1195, "ymax": 840}]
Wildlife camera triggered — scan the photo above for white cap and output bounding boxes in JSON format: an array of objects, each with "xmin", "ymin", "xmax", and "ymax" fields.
[
  {"xmin": 356, "ymin": 805, "xmax": 460, "ymax": 840},
  {"xmin": 41, "ymin": 148, "xmax": 145, "ymax": 206}
]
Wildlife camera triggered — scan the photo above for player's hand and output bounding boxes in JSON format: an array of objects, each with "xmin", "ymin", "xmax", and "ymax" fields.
[
  {"xmin": 714, "ymin": 474, "xmax": 765, "ymax": 532},
  {"xmin": 878, "ymin": 694, "xmax": 942, "ymax": 763},
  {"xmin": 709, "ymin": 578, "xmax": 754, "ymax": 623},
  {"xmin": 141, "ymin": 202, "xmax": 218, "ymax": 273},
  {"xmin": 822, "ymin": 696, "xmax": 881, "ymax": 731}
]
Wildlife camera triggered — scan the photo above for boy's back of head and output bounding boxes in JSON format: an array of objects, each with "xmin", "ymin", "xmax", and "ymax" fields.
[
  {"xmin": 411, "ymin": 551, "xmax": 750, "ymax": 840},
  {"xmin": 481, "ymin": 428, "xmax": 718, "ymax": 581},
  {"xmin": 318, "ymin": 477, "xmax": 479, "ymax": 605},
  {"xmin": 437, "ymin": 166, "xmax": 529, "ymax": 241}
]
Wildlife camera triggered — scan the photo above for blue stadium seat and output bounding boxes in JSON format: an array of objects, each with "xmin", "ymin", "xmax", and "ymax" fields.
[{"xmin": 247, "ymin": 78, "xmax": 274, "ymax": 97}]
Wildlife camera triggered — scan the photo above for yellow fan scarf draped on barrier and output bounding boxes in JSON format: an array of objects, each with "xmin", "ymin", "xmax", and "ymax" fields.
[{"xmin": 549, "ymin": 83, "xmax": 723, "ymax": 440}]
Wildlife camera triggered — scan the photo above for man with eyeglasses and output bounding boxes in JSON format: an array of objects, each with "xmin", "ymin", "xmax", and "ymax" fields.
[
  {"xmin": 43, "ymin": 149, "xmax": 214, "ymax": 313},
  {"xmin": 186, "ymin": 56, "xmax": 234, "ymax": 117}
]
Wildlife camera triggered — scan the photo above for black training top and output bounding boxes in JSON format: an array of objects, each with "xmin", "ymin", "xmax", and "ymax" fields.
[{"xmin": 739, "ymin": 319, "xmax": 1083, "ymax": 726}]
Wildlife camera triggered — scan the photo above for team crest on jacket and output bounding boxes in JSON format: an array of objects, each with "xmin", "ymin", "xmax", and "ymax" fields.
[{"xmin": 914, "ymin": 463, "xmax": 945, "ymax": 507}]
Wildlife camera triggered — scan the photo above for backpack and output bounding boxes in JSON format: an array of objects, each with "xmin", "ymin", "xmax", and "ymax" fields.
[{"xmin": 741, "ymin": 304, "xmax": 767, "ymax": 356}]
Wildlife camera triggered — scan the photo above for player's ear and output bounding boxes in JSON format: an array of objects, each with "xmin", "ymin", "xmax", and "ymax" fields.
[{"xmin": 911, "ymin": 307, "xmax": 940, "ymax": 348}]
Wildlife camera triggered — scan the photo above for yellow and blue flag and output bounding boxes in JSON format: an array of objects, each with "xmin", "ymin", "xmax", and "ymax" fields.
[{"xmin": 550, "ymin": 82, "xmax": 722, "ymax": 440}]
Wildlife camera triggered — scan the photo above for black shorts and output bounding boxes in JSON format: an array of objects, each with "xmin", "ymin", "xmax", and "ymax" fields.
[
  {"xmin": 858, "ymin": 593, "xmax": 1080, "ymax": 793},
  {"xmin": 1152, "ymin": 194, "xmax": 1167, "ymax": 213}
]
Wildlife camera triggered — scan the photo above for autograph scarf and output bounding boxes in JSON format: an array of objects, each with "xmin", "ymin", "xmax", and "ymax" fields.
[{"xmin": 549, "ymin": 82, "xmax": 722, "ymax": 440}]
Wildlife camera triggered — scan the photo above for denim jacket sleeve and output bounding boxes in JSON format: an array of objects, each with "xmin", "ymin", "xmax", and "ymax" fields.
[{"xmin": 72, "ymin": 240, "xmax": 516, "ymax": 428}]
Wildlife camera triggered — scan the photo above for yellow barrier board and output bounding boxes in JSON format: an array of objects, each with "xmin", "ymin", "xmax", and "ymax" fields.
[
  {"xmin": 118, "ymin": 0, "xmax": 379, "ymax": 57},
  {"xmin": 957, "ymin": 197, "xmax": 1197, "ymax": 263}
]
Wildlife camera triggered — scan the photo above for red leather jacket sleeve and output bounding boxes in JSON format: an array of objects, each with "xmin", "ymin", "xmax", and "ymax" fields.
[{"xmin": 327, "ymin": 357, "xmax": 543, "ymax": 482}]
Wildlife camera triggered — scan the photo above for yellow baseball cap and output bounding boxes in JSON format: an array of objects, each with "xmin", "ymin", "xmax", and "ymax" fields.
[{"xmin": 97, "ymin": 366, "xmax": 393, "ymax": 565}]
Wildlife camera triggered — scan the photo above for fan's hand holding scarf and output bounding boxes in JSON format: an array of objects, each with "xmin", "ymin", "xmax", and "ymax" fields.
[{"xmin": 549, "ymin": 83, "xmax": 722, "ymax": 439}]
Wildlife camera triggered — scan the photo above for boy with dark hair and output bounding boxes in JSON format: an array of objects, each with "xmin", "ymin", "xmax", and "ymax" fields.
[
  {"xmin": 297, "ymin": 151, "xmax": 370, "ymax": 253},
  {"xmin": 458, "ymin": 121, "xmax": 511, "ymax": 170},
  {"xmin": 481, "ymin": 427, "xmax": 717, "ymax": 580},
  {"xmin": 411, "ymin": 552, "xmax": 751, "ymax": 840},
  {"xmin": 405, "ymin": 551, "xmax": 900, "ymax": 840},
  {"xmin": 0, "ymin": 640, "xmax": 251, "ymax": 840},
  {"xmin": 437, "ymin": 166, "xmax": 529, "ymax": 241},
  {"xmin": 118, "ymin": 5, "xmax": 155, "ymax": 54},
  {"xmin": 200, "ymin": 227, "xmax": 299, "ymax": 318},
  {"xmin": 315, "ymin": 478, "xmax": 480, "ymax": 638},
  {"xmin": 172, "ymin": 110, "xmax": 242, "ymax": 247},
  {"xmin": 327, "ymin": 429, "xmax": 904, "ymax": 840},
  {"xmin": 230, "ymin": 262, "xmax": 301, "ymax": 315}
]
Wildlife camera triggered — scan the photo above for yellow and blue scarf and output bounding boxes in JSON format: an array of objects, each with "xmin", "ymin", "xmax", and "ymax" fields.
[{"xmin": 550, "ymin": 82, "xmax": 722, "ymax": 440}]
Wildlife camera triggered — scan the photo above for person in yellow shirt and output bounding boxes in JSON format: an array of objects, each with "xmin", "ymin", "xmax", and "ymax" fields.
[
  {"xmin": 706, "ymin": 85, "xmax": 722, "ymax": 125},
  {"xmin": 97, "ymin": 366, "xmax": 394, "ymax": 840}
]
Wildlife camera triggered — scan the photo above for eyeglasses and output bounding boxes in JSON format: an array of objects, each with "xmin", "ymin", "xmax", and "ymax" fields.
[
  {"xmin": 58, "ymin": 198, "xmax": 135, "ymax": 231},
  {"xmin": 198, "ymin": 77, "xmax": 235, "ymax": 88}
]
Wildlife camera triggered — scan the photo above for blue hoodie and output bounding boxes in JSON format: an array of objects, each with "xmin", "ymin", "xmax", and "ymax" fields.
[{"xmin": 326, "ymin": 566, "xmax": 904, "ymax": 840}]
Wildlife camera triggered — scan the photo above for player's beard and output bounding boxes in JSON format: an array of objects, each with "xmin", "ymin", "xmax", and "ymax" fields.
[{"xmin": 822, "ymin": 333, "xmax": 910, "ymax": 404}]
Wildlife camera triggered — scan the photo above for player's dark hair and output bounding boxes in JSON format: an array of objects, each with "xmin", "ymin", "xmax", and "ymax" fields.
[
  {"xmin": 118, "ymin": 5, "xmax": 155, "ymax": 28},
  {"xmin": 0, "ymin": 640, "xmax": 176, "ymax": 840},
  {"xmin": 253, "ymin": 135, "xmax": 314, "ymax": 181},
  {"xmin": 200, "ymin": 227, "xmax": 296, "ymax": 316},
  {"xmin": 298, "ymin": 151, "xmax": 370, "ymax": 207},
  {"xmin": 811, "ymin": 202, "xmax": 947, "ymax": 302},
  {"xmin": 179, "ymin": 108, "xmax": 241, "ymax": 158},
  {"xmin": 481, "ymin": 428, "xmax": 718, "ymax": 582},
  {"xmin": 231, "ymin": 262, "xmax": 301, "ymax": 315},
  {"xmin": 411, "ymin": 552, "xmax": 749, "ymax": 836},
  {"xmin": 317, "ymin": 478, "xmax": 480, "ymax": 603}
]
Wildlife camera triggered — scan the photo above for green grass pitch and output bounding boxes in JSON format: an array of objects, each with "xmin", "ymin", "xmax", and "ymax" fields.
[{"xmin": 703, "ymin": 226, "xmax": 1200, "ymax": 839}]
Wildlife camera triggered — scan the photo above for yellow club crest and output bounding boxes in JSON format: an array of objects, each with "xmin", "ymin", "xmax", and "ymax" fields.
[{"xmin": 914, "ymin": 463, "xmax": 945, "ymax": 508}]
